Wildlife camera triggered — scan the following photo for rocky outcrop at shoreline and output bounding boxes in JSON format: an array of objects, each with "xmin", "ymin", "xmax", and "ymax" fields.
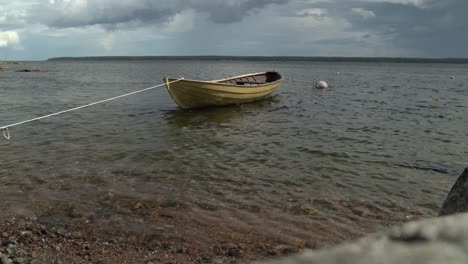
[
  {"xmin": 261, "ymin": 167, "xmax": 468, "ymax": 264},
  {"xmin": 439, "ymin": 168, "xmax": 468, "ymax": 216}
]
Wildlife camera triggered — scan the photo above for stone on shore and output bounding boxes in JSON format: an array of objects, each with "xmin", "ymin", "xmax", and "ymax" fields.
[
  {"xmin": 439, "ymin": 168, "xmax": 468, "ymax": 216},
  {"xmin": 0, "ymin": 253, "xmax": 12, "ymax": 264},
  {"xmin": 260, "ymin": 212, "xmax": 468, "ymax": 264}
]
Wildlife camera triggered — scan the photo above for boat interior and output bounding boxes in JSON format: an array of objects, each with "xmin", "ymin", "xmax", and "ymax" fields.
[{"xmin": 217, "ymin": 72, "xmax": 282, "ymax": 86}]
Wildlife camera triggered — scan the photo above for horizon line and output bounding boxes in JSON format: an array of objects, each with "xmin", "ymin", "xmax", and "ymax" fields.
[
  {"xmin": 47, "ymin": 55, "xmax": 468, "ymax": 59},
  {"xmin": 44, "ymin": 56, "xmax": 468, "ymax": 64}
]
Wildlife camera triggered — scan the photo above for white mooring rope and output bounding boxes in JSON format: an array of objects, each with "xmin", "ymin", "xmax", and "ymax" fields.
[{"xmin": 0, "ymin": 78, "xmax": 184, "ymax": 139}]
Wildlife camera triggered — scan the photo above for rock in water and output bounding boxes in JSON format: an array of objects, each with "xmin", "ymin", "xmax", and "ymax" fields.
[
  {"xmin": 16, "ymin": 67, "xmax": 42, "ymax": 72},
  {"xmin": 439, "ymin": 168, "xmax": 468, "ymax": 216}
]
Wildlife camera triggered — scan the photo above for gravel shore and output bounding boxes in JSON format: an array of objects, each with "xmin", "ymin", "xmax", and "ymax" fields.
[{"xmin": 0, "ymin": 210, "xmax": 316, "ymax": 264}]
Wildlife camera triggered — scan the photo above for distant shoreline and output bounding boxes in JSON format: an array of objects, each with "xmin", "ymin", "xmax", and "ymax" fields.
[{"xmin": 47, "ymin": 56, "xmax": 468, "ymax": 64}]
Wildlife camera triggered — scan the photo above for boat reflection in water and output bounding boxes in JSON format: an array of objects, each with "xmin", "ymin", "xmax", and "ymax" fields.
[{"xmin": 162, "ymin": 94, "xmax": 281, "ymax": 129}]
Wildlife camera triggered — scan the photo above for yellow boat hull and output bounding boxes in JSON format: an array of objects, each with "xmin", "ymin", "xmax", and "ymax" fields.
[{"xmin": 164, "ymin": 72, "xmax": 283, "ymax": 110}]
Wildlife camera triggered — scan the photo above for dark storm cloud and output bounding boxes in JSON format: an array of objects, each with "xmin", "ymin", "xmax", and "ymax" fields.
[
  {"xmin": 194, "ymin": 0, "xmax": 288, "ymax": 23},
  {"xmin": 6, "ymin": 0, "xmax": 468, "ymax": 59},
  {"xmin": 294, "ymin": 0, "xmax": 468, "ymax": 57},
  {"xmin": 36, "ymin": 0, "xmax": 289, "ymax": 28},
  {"xmin": 350, "ymin": 0, "xmax": 468, "ymax": 57}
]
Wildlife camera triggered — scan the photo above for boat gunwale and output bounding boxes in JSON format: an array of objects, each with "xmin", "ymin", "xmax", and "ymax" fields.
[{"xmin": 167, "ymin": 72, "xmax": 284, "ymax": 88}]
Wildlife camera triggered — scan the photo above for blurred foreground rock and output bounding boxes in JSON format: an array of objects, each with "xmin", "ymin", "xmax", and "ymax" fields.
[
  {"xmin": 440, "ymin": 168, "xmax": 468, "ymax": 216},
  {"xmin": 261, "ymin": 168, "xmax": 468, "ymax": 264},
  {"xmin": 260, "ymin": 213, "xmax": 468, "ymax": 264}
]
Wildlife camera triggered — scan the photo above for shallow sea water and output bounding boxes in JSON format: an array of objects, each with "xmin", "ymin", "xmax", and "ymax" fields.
[{"xmin": 1, "ymin": 60, "xmax": 467, "ymax": 245}]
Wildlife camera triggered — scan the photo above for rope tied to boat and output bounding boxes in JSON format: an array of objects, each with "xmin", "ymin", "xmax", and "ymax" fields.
[
  {"xmin": 0, "ymin": 77, "xmax": 184, "ymax": 140},
  {"xmin": 2, "ymin": 127, "xmax": 10, "ymax": 140}
]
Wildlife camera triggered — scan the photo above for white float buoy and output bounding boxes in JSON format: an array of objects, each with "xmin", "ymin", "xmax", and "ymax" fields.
[
  {"xmin": 315, "ymin": 80, "xmax": 329, "ymax": 89},
  {"xmin": 336, "ymin": 72, "xmax": 340, "ymax": 75},
  {"xmin": 450, "ymin": 76, "xmax": 455, "ymax": 79}
]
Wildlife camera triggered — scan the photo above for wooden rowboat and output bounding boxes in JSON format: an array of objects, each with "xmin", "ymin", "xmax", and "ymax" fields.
[{"xmin": 164, "ymin": 72, "xmax": 283, "ymax": 110}]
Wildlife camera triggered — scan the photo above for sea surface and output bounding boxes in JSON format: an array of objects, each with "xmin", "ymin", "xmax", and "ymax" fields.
[{"xmin": 1, "ymin": 60, "xmax": 467, "ymax": 245}]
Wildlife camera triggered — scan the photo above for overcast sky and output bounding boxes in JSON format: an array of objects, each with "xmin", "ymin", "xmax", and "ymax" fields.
[{"xmin": 0, "ymin": 0, "xmax": 467, "ymax": 60}]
